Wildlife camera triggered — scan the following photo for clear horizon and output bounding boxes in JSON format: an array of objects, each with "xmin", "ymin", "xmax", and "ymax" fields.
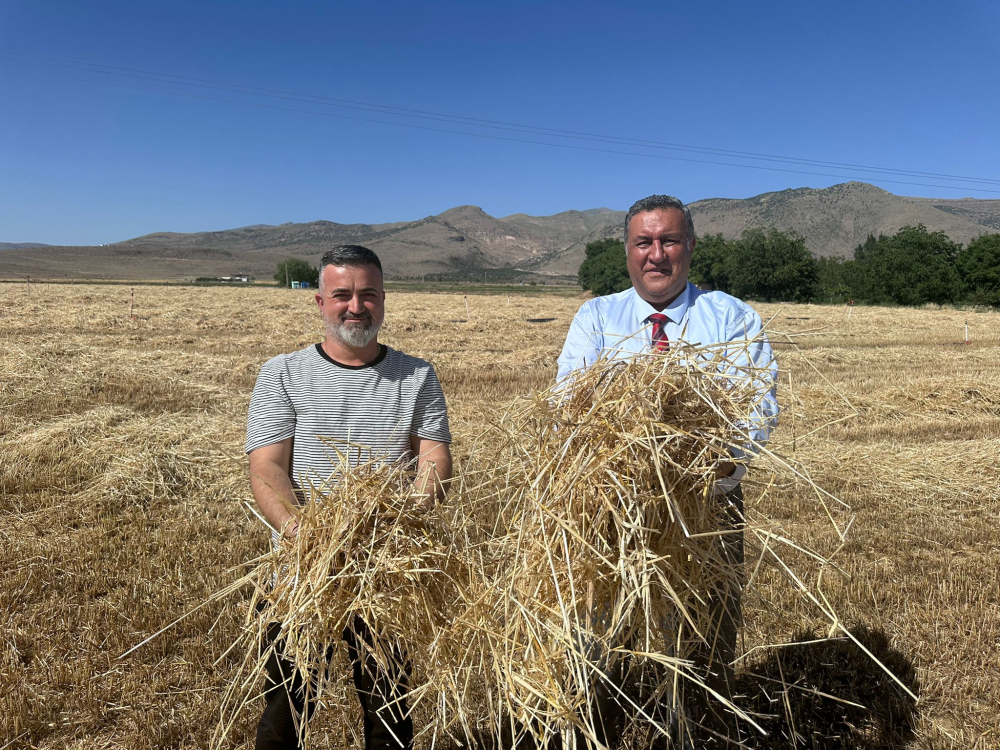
[{"xmin": 3, "ymin": 0, "xmax": 998, "ymax": 245}]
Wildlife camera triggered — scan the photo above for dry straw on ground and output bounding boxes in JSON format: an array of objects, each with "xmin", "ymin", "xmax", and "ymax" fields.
[{"xmin": 2, "ymin": 283, "xmax": 999, "ymax": 749}]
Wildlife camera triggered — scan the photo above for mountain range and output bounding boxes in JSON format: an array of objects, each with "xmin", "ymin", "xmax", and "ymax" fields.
[{"xmin": 3, "ymin": 182, "xmax": 998, "ymax": 282}]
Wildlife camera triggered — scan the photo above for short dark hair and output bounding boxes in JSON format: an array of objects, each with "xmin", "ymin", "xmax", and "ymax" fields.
[
  {"xmin": 320, "ymin": 245, "xmax": 383, "ymax": 276},
  {"xmin": 623, "ymin": 195, "xmax": 695, "ymax": 246}
]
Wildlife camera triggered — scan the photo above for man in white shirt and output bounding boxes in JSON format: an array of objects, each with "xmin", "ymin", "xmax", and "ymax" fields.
[{"xmin": 557, "ymin": 195, "xmax": 778, "ymax": 747}]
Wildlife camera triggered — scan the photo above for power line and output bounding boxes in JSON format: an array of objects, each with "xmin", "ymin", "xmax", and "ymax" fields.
[
  {"xmin": 56, "ymin": 74, "xmax": 1000, "ymax": 197},
  {"xmin": 11, "ymin": 51, "xmax": 999, "ymax": 189},
  {"xmin": 6, "ymin": 51, "xmax": 1000, "ymax": 194},
  {"xmin": 9, "ymin": 51, "xmax": 1000, "ymax": 188}
]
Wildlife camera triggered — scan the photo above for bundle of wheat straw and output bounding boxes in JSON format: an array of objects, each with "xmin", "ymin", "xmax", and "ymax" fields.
[
  {"xmin": 464, "ymin": 340, "xmax": 773, "ymax": 747},
  {"xmin": 215, "ymin": 454, "xmax": 494, "ymax": 749}
]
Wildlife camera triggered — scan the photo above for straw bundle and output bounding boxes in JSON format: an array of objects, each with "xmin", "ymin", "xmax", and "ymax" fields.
[
  {"xmin": 216, "ymin": 455, "xmax": 492, "ymax": 749},
  {"xmin": 467, "ymin": 342, "xmax": 769, "ymax": 747}
]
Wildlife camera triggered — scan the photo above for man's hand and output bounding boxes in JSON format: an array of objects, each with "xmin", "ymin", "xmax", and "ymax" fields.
[
  {"xmin": 408, "ymin": 490, "xmax": 434, "ymax": 513},
  {"xmin": 280, "ymin": 517, "xmax": 300, "ymax": 540},
  {"xmin": 715, "ymin": 461, "xmax": 737, "ymax": 480}
]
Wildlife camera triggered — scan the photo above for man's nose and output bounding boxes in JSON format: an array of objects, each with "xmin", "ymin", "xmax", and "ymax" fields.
[
  {"xmin": 348, "ymin": 295, "xmax": 365, "ymax": 313},
  {"xmin": 648, "ymin": 241, "xmax": 666, "ymax": 261}
]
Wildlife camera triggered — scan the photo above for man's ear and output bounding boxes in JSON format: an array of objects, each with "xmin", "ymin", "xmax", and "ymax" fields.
[{"xmin": 315, "ymin": 292, "xmax": 324, "ymax": 308}]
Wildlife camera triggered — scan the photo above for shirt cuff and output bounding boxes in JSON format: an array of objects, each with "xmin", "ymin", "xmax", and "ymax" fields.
[{"xmin": 712, "ymin": 464, "xmax": 746, "ymax": 496}]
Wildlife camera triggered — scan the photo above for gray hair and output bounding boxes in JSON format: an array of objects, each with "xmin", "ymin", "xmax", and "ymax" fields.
[
  {"xmin": 623, "ymin": 195, "xmax": 695, "ymax": 246},
  {"xmin": 319, "ymin": 245, "xmax": 383, "ymax": 291}
]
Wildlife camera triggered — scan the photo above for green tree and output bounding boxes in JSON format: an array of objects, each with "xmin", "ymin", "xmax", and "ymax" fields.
[
  {"xmin": 578, "ymin": 238, "xmax": 630, "ymax": 296},
  {"xmin": 956, "ymin": 233, "xmax": 1000, "ymax": 307},
  {"xmin": 275, "ymin": 257, "xmax": 319, "ymax": 288},
  {"xmin": 815, "ymin": 256, "xmax": 853, "ymax": 303},
  {"xmin": 849, "ymin": 234, "xmax": 882, "ymax": 302},
  {"xmin": 852, "ymin": 225, "xmax": 962, "ymax": 306},
  {"xmin": 837, "ymin": 259, "xmax": 866, "ymax": 303},
  {"xmin": 726, "ymin": 229, "xmax": 819, "ymax": 303},
  {"xmin": 689, "ymin": 233, "xmax": 733, "ymax": 291}
]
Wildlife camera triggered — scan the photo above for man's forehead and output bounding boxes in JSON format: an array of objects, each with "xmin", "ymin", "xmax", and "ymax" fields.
[
  {"xmin": 628, "ymin": 208, "xmax": 689, "ymax": 239},
  {"xmin": 631, "ymin": 208, "xmax": 685, "ymax": 228},
  {"xmin": 322, "ymin": 264, "xmax": 382, "ymax": 283},
  {"xmin": 328, "ymin": 283, "xmax": 382, "ymax": 292}
]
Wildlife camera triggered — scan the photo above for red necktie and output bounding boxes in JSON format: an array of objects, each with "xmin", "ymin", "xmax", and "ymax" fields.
[{"xmin": 648, "ymin": 313, "xmax": 669, "ymax": 351}]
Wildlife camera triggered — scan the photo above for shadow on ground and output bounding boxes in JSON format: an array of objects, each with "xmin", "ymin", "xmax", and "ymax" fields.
[
  {"xmin": 736, "ymin": 624, "xmax": 920, "ymax": 749},
  {"xmin": 443, "ymin": 624, "xmax": 919, "ymax": 749}
]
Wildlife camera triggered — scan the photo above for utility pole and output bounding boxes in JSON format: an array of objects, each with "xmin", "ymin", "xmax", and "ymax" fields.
[{"xmin": 285, "ymin": 263, "xmax": 290, "ymax": 289}]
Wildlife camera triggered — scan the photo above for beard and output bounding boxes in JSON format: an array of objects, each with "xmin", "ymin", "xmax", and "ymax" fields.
[{"xmin": 327, "ymin": 313, "xmax": 381, "ymax": 348}]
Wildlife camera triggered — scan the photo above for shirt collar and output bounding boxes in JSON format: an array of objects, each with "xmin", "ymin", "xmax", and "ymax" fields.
[{"xmin": 631, "ymin": 283, "xmax": 693, "ymax": 325}]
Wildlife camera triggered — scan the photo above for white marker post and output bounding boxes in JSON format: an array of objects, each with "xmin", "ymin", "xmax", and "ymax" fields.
[
  {"xmin": 965, "ymin": 320, "xmax": 970, "ymax": 345},
  {"xmin": 464, "ymin": 294, "xmax": 471, "ymax": 320}
]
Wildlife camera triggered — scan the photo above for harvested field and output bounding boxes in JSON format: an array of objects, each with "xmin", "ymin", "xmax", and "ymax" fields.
[{"xmin": 1, "ymin": 282, "xmax": 998, "ymax": 749}]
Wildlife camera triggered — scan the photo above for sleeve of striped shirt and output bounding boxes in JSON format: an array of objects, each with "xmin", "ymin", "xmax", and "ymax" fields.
[
  {"xmin": 411, "ymin": 365, "xmax": 452, "ymax": 443},
  {"xmin": 245, "ymin": 356, "xmax": 296, "ymax": 454}
]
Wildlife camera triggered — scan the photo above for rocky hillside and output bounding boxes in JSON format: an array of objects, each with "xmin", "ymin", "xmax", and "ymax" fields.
[{"xmin": 3, "ymin": 183, "xmax": 998, "ymax": 281}]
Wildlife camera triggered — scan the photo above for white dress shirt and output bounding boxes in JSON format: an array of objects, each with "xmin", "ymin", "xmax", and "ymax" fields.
[{"xmin": 556, "ymin": 283, "xmax": 779, "ymax": 488}]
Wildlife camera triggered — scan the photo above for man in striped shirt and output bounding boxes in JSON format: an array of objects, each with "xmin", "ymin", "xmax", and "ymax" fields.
[{"xmin": 246, "ymin": 245, "xmax": 452, "ymax": 750}]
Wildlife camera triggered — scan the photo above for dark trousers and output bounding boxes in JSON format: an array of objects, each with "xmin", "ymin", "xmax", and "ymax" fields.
[
  {"xmin": 586, "ymin": 485, "xmax": 745, "ymax": 749},
  {"xmin": 255, "ymin": 611, "xmax": 414, "ymax": 750},
  {"xmin": 682, "ymin": 484, "xmax": 744, "ymax": 748}
]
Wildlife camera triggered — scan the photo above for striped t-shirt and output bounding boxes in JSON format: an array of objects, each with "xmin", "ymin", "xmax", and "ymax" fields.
[{"xmin": 246, "ymin": 343, "xmax": 451, "ymax": 494}]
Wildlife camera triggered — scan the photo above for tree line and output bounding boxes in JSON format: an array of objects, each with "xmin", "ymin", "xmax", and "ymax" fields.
[{"xmin": 578, "ymin": 226, "xmax": 1000, "ymax": 307}]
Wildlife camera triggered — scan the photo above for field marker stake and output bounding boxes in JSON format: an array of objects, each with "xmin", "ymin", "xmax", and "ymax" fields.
[
  {"xmin": 965, "ymin": 320, "xmax": 969, "ymax": 345},
  {"xmin": 130, "ymin": 287, "xmax": 135, "ymax": 320},
  {"xmin": 463, "ymin": 294, "xmax": 471, "ymax": 320},
  {"xmin": 789, "ymin": 368, "xmax": 796, "ymax": 453}
]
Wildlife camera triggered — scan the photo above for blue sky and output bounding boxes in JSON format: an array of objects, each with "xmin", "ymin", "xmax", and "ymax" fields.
[{"xmin": 2, "ymin": 0, "xmax": 998, "ymax": 245}]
